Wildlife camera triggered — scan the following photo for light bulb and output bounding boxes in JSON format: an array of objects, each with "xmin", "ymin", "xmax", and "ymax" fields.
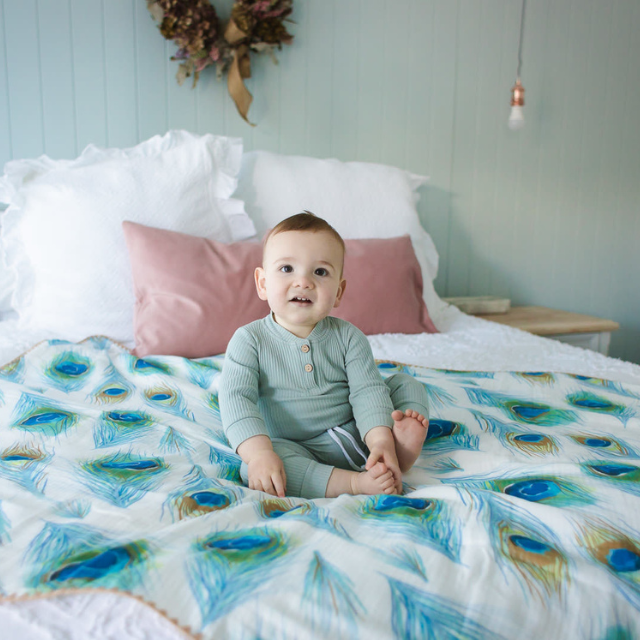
[{"xmin": 508, "ymin": 105, "xmax": 525, "ymax": 130}]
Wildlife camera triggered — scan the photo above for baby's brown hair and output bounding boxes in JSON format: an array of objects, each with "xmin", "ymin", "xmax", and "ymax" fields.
[{"xmin": 264, "ymin": 211, "xmax": 345, "ymax": 252}]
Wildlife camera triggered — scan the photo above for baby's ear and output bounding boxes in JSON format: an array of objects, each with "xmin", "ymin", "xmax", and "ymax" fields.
[
  {"xmin": 255, "ymin": 267, "xmax": 268, "ymax": 301},
  {"xmin": 333, "ymin": 279, "xmax": 347, "ymax": 308}
]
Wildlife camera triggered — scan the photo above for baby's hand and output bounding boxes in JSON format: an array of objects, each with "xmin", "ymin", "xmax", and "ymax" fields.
[
  {"xmin": 365, "ymin": 427, "xmax": 402, "ymax": 494},
  {"xmin": 247, "ymin": 450, "xmax": 287, "ymax": 498}
]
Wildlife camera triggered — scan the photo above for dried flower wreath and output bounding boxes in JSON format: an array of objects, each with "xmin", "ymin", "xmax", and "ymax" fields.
[{"xmin": 147, "ymin": 0, "xmax": 294, "ymax": 124}]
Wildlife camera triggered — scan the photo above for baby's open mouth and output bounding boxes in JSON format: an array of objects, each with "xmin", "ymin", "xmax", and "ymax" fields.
[{"xmin": 290, "ymin": 297, "xmax": 312, "ymax": 304}]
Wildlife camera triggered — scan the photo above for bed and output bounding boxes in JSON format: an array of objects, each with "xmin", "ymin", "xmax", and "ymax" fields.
[{"xmin": 1, "ymin": 131, "xmax": 639, "ymax": 640}]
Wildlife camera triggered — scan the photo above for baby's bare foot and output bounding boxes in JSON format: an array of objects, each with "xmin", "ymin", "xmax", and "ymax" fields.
[
  {"xmin": 351, "ymin": 462, "xmax": 396, "ymax": 495},
  {"xmin": 392, "ymin": 409, "xmax": 429, "ymax": 472}
]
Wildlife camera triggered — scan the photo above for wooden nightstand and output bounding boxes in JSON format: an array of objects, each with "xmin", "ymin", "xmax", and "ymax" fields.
[{"xmin": 477, "ymin": 306, "xmax": 620, "ymax": 356}]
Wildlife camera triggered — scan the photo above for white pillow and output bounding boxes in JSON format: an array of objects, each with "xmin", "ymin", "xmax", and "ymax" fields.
[
  {"xmin": 0, "ymin": 130, "xmax": 256, "ymax": 345},
  {"xmin": 234, "ymin": 150, "xmax": 447, "ymax": 324}
]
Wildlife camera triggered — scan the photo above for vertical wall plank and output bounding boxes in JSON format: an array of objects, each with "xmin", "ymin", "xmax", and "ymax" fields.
[
  {"xmin": 446, "ymin": 0, "xmax": 484, "ymax": 295},
  {"xmin": 37, "ymin": 0, "xmax": 76, "ymax": 159},
  {"xmin": 103, "ymin": 0, "xmax": 137, "ymax": 148},
  {"xmin": 355, "ymin": 0, "xmax": 385, "ymax": 163},
  {"xmin": 3, "ymin": 0, "xmax": 44, "ymax": 159},
  {"xmin": 329, "ymin": 0, "xmax": 359, "ymax": 161},
  {"xmin": 277, "ymin": 0, "xmax": 309, "ymax": 156},
  {"xmin": 70, "ymin": 0, "xmax": 108, "ymax": 149},
  {"xmin": 134, "ymin": 1, "xmax": 168, "ymax": 142},
  {"xmin": 0, "ymin": 1, "xmax": 13, "ymax": 167},
  {"xmin": 420, "ymin": 0, "xmax": 457, "ymax": 292},
  {"xmin": 304, "ymin": 0, "xmax": 333, "ymax": 158}
]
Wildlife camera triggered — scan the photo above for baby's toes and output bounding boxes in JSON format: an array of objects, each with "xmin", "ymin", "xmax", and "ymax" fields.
[
  {"xmin": 392, "ymin": 409, "xmax": 404, "ymax": 422},
  {"xmin": 422, "ymin": 417, "xmax": 429, "ymax": 428},
  {"xmin": 368, "ymin": 462, "xmax": 389, "ymax": 479},
  {"xmin": 404, "ymin": 409, "xmax": 417, "ymax": 419}
]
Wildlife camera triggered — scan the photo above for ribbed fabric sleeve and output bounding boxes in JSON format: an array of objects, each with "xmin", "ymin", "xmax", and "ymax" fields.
[{"xmin": 219, "ymin": 314, "xmax": 394, "ymax": 451}]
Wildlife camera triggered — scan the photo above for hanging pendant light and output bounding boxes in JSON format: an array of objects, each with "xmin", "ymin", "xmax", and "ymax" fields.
[{"xmin": 508, "ymin": 0, "xmax": 527, "ymax": 130}]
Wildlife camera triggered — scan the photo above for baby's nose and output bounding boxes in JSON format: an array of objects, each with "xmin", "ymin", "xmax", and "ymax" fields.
[{"xmin": 296, "ymin": 273, "xmax": 314, "ymax": 288}]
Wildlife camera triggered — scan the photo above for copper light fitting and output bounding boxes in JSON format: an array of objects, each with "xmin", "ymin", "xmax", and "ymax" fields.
[{"xmin": 511, "ymin": 79, "xmax": 525, "ymax": 107}]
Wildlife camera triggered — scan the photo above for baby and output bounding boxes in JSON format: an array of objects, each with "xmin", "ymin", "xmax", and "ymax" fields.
[{"xmin": 219, "ymin": 212, "xmax": 430, "ymax": 499}]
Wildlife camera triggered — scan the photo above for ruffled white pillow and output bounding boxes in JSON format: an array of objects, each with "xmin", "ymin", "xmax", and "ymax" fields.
[
  {"xmin": 234, "ymin": 150, "xmax": 447, "ymax": 325},
  {"xmin": 0, "ymin": 130, "xmax": 255, "ymax": 345}
]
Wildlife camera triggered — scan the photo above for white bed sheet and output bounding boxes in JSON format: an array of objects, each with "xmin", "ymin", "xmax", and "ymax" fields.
[{"xmin": 1, "ymin": 306, "xmax": 639, "ymax": 640}]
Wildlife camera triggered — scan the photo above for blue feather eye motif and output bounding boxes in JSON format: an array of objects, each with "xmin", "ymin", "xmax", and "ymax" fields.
[
  {"xmin": 507, "ymin": 433, "xmax": 558, "ymax": 457},
  {"xmin": 127, "ymin": 355, "xmax": 172, "ymax": 376},
  {"xmin": 12, "ymin": 393, "xmax": 79, "ymax": 437},
  {"xmin": 93, "ymin": 410, "xmax": 154, "ymax": 448},
  {"xmin": 582, "ymin": 462, "xmax": 640, "ymax": 497},
  {"xmin": 44, "ymin": 351, "xmax": 93, "ymax": 392},
  {"xmin": 449, "ymin": 474, "xmax": 593, "ymax": 508},
  {"xmin": 577, "ymin": 520, "xmax": 640, "ymax": 610},
  {"xmin": 512, "ymin": 372, "xmax": 556, "ymax": 385},
  {"xmin": 208, "ymin": 447, "xmax": 241, "ymax": 483},
  {"xmin": 355, "ymin": 496, "xmax": 461, "ymax": 562},
  {"xmin": 91, "ymin": 366, "xmax": 133, "ymax": 405},
  {"xmin": 79, "ymin": 452, "xmax": 169, "ymax": 508},
  {"xmin": 26, "ymin": 522, "xmax": 152, "ymax": 592},
  {"xmin": 256, "ymin": 499, "xmax": 349, "ymax": 538},
  {"xmin": 466, "ymin": 387, "xmax": 577, "ymax": 426},
  {"xmin": 144, "ymin": 385, "xmax": 193, "ymax": 420},
  {"xmin": 570, "ymin": 434, "xmax": 636, "ymax": 457},
  {"xmin": 470, "ymin": 492, "xmax": 569, "ymax": 600},
  {"xmin": 164, "ymin": 466, "xmax": 240, "ymax": 522},
  {"xmin": 186, "ymin": 527, "xmax": 291, "ymax": 626},
  {"xmin": 567, "ymin": 392, "xmax": 634, "ymax": 426},
  {"xmin": 0, "ymin": 444, "xmax": 51, "ymax": 495}
]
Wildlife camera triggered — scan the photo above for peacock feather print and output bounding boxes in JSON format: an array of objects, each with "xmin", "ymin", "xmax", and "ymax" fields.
[
  {"xmin": 471, "ymin": 491, "xmax": 570, "ymax": 600},
  {"xmin": 11, "ymin": 392, "xmax": 79, "ymax": 437},
  {"xmin": 126, "ymin": 355, "xmax": 173, "ymax": 377},
  {"xmin": 43, "ymin": 350, "xmax": 94, "ymax": 392},
  {"xmin": 473, "ymin": 412, "xmax": 559, "ymax": 457},
  {"xmin": 512, "ymin": 372, "xmax": 556, "ymax": 386},
  {"xmin": 576, "ymin": 519, "xmax": 640, "ymax": 611},
  {"xmin": 208, "ymin": 446, "xmax": 241, "ymax": 483},
  {"xmin": 302, "ymin": 551, "xmax": 365, "ymax": 638},
  {"xmin": 92, "ymin": 409, "xmax": 155, "ymax": 449},
  {"xmin": 355, "ymin": 495, "xmax": 461, "ymax": 562},
  {"xmin": 159, "ymin": 426, "xmax": 196, "ymax": 455},
  {"xmin": 465, "ymin": 387, "xmax": 578, "ymax": 427},
  {"xmin": 256, "ymin": 498, "xmax": 350, "ymax": 538},
  {"xmin": 0, "ymin": 355, "xmax": 25, "ymax": 384},
  {"xmin": 0, "ymin": 501, "xmax": 11, "ymax": 544},
  {"xmin": 446, "ymin": 472, "xmax": 594, "ymax": 508},
  {"xmin": 52, "ymin": 499, "xmax": 91, "ymax": 519},
  {"xmin": 581, "ymin": 462, "xmax": 640, "ymax": 497},
  {"xmin": 164, "ymin": 465, "xmax": 241, "ymax": 522},
  {"xmin": 570, "ymin": 374, "xmax": 640, "ymax": 401},
  {"xmin": 184, "ymin": 359, "xmax": 220, "ymax": 390},
  {"xmin": 570, "ymin": 433, "xmax": 638, "ymax": 458},
  {"xmin": 90, "ymin": 365, "xmax": 133, "ymax": 405},
  {"xmin": 186, "ymin": 526, "xmax": 293, "ymax": 627},
  {"xmin": 379, "ymin": 547, "xmax": 428, "ymax": 581},
  {"xmin": 26, "ymin": 521, "xmax": 153, "ymax": 593},
  {"xmin": 143, "ymin": 384, "xmax": 194, "ymax": 421},
  {"xmin": 388, "ymin": 577, "xmax": 507, "ymax": 640},
  {"xmin": 567, "ymin": 392, "xmax": 635, "ymax": 427},
  {"xmin": 0, "ymin": 443, "xmax": 51, "ymax": 494},
  {"xmin": 78, "ymin": 451, "xmax": 169, "ymax": 508},
  {"xmin": 419, "ymin": 419, "xmax": 479, "ymax": 459}
]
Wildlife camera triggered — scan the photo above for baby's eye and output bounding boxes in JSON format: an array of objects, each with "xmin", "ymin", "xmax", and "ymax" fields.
[
  {"xmin": 279, "ymin": 265, "xmax": 293, "ymax": 273},
  {"xmin": 314, "ymin": 268, "xmax": 328, "ymax": 277}
]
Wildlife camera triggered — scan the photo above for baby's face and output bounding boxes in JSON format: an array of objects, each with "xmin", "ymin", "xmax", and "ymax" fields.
[{"xmin": 255, "ymin": 230, "xmax": 346, "ymax": 338}]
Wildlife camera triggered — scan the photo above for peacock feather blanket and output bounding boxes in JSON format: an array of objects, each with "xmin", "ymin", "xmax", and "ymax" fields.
[{"xmin": 0, "ymin": 337, "xmax": 639, "ymax": 639}]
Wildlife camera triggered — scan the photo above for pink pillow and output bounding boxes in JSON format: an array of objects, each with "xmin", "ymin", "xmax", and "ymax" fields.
[{"xmin": 123, "ymin": 222, "xmax": 437, "ymax": 358}]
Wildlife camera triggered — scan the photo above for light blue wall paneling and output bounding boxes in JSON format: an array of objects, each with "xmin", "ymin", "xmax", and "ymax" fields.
[{"xmin": 1, "ymin": 0, "xmax": 639, "ymax": 364}]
